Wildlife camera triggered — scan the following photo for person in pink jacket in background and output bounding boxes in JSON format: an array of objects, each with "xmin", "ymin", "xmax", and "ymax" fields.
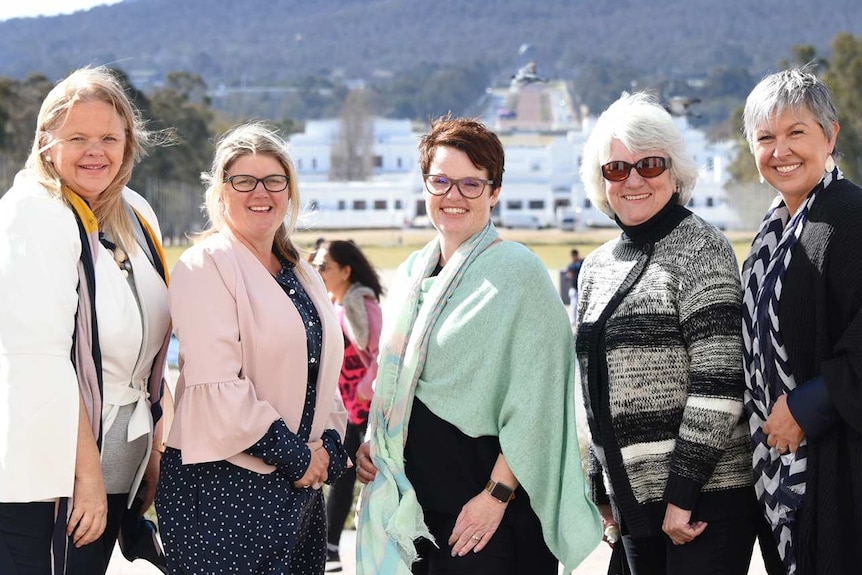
[{"xmin": 314, "ymin": 240, "xmax": 384, "ymax": 573}]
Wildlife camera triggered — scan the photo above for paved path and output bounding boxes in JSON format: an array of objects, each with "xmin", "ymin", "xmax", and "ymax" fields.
[{"xmin": 108, "ymin": 527, "xmax": 768, "ymax": 574}]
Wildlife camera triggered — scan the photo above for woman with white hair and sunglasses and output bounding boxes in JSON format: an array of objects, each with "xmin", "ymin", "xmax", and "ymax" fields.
[{"xmin": 575, "ymin": 92, "xmax": 758, "ymax": 574}]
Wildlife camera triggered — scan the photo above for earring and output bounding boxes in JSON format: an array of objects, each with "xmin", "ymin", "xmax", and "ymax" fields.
[
  {"xmin": 825, "ymin": 154, "xmax": 836, "ymax": 173},
  {"xmin": 45, "ymin": 155, "xmax": 52, "ymax": 163}
]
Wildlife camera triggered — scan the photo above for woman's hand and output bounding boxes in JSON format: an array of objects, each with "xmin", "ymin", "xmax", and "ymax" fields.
[
  {"xmin": 69, "ymin": 395, "xmax": 107, "ymax": 547},
  {"xmin": 448, "ymin": 491, "xmax": 507, "ymax": 557},
  {"xmin": 139, "ymin": 449, "xmax": 161, "ymax": 513},
  {"xmin": 355, "ymin": 441, "xmax": 378, "ymax": 484},
  {"xmin": 598, "ymin": 503, "xmax": 620, "ymax": 548},
  {"xmin": 764, "ymin": 394, "xmax": 805, "ymax": 454},
  {"xmin": 662, "ymin": 503, "xmax": 707, "ymax": 545},
  {"xmin": 293, "ymin": 439, "xmax": 329, "ymax": 488},
  {"xmin": 68, "ymin": 471, "xmax": 108, "ymax": 547}
]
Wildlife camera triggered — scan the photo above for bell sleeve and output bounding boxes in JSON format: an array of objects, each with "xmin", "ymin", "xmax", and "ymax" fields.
[{"xmin": 169, "ymin": 247, "xmax": 308, "ymax": 471}]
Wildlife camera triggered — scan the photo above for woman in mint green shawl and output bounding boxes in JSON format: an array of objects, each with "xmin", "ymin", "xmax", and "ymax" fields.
[{"xmin": 354, "ymin": 115, "xmax": 601, "ymax": 575}]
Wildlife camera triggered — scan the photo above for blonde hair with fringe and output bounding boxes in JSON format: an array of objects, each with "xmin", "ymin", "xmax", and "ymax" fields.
[
  {"xmin": 199, "ymin": 122, "xmax": 302, "ymax": 268},
  {"xmin": 26, "ymin": 66, "xmax": 154, "ymax": 252}
]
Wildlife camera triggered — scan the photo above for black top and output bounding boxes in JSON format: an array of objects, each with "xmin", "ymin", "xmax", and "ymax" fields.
[
  {"xmin": 405, "ymin": 397, "xmax": 504, "ymax": 514},
  {"xmin": 773, "ymin": 177, "xmax": 862, "ymax": 573}
]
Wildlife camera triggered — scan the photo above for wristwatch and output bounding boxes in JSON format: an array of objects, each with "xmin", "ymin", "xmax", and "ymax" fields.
[{"xmin": 485, "ymin": 479, "xmax": 516, "ymax": 503}]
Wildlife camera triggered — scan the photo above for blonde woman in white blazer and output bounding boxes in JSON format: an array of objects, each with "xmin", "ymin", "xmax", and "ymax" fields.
[{"xmin": 0, "ymin": 67, "xmax": 172, "ymax": 575}]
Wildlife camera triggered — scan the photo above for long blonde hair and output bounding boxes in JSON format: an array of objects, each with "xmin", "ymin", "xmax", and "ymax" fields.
[
  {"xmin": 199, "ymin": 122, "xmax": 302, "ymax": 267},
  {"xmin": 25, "ymin": 66, "xmax": 153, "ymax": 250}
]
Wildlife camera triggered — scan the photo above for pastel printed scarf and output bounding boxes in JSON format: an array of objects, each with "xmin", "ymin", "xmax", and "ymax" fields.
[{"xmin": 355, "ymin": 223, "xmax": 499, "ymax": 574}]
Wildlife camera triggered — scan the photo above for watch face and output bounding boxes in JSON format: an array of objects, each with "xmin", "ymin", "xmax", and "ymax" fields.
[{"xmin": 488, "ymin": 481, "xmax": 514, "ymax": 502}]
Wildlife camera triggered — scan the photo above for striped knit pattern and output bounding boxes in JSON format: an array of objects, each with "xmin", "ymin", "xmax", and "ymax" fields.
[
  {"xmin": 577, "ymin": 214, "xmax": 752, "ymax": 521},
  {"xmin": 741, "ymin": 168, "xmax": 839, "ymax": 575}
]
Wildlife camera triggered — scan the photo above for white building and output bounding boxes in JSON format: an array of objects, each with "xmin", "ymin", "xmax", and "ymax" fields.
[
  {"xmin": 290, "ymin": 84, "xmax": 741, "ymax": 231},
  {"xmin": 289, "ymin": 118, "xmax": 420, "ymax": 229}
]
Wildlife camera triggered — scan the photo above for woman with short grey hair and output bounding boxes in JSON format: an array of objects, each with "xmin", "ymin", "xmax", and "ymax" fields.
[
  {"xmin": 741, "ymin": 68, "xmax": 862, "ymax": 575},
  {"xmin": 575, "ymin": 92, "xmax": 758, "ymax": 574}
]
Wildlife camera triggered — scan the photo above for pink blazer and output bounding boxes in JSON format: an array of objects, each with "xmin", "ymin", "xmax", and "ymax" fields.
[{"xmin": 167, "ymin": 229, "xmax": 346, "ymax": 473}]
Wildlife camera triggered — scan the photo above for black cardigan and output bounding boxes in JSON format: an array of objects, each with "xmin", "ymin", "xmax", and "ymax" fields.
[{"xmin": 778, "ymin": 177, "xmax": 862, "ymax": 574}]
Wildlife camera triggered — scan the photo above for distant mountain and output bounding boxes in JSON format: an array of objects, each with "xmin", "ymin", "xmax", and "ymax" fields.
[{"xmin": 1, "ymin": 0, "xmax": 859, "ymax": 93}]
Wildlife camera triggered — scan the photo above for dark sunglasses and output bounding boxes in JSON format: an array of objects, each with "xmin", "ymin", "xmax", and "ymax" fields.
[{"xmin": 601, "ymin": 156, "xmax": 671, "ymax": 182}]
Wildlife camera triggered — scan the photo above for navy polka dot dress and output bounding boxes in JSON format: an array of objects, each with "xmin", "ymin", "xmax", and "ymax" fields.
[{"xmin": 157, "ymin": 260, "xmax": 347, "ymax": 575}]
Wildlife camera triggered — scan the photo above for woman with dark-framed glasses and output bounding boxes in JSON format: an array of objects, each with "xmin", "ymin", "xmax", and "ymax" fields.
[
  {"xmin": 354, "ymin": 114, "xmax": 601, "ymax": 575},
  {"xmin": 156, "ymin": 122, "xmax": 349, "ymax": 575},
  {"xmin": 575, "ymin": 92, "xmax": 758, "ymax": 574}
]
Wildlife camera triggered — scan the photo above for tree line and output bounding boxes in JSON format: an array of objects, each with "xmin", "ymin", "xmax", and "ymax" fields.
[{"xmin": 1, "ymin": 33, "xmax": 860, "ymax": 236}]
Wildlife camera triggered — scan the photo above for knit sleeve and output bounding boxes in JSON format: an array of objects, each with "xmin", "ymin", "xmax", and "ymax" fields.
[{"xmin": 666, "ymin": 231, "xmax": 746, "ymax": 509}]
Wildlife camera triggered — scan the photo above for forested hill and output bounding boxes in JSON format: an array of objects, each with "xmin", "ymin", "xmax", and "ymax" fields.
[{"xmin": 1, "ymin": 0, "xmax": 860, "ymax": 90}]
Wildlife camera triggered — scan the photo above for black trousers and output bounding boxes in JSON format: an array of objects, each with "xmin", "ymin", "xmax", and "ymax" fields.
[
  {"xmin": 65, "ymin": 493, "xmax": 127, "ymax": 575},
  {"xmin": 620, "ymin": 511, "xmax": 757, "ymax": 575},
  {"xmin": 412, "ymin": 505, "xmax": 558, "ymax": 575},
  {"xmin": 325, "ymin": 420, "xmax": 366, "ymax": 548},
  {"xmin": 0, "ymin": 502, "xmax": 55, "ymax": 575}
]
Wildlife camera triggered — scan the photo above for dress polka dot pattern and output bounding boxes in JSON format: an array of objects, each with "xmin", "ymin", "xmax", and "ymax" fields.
[{"xmin": 157, "ymin": 261, "xmax": 331, "ymax": 575}]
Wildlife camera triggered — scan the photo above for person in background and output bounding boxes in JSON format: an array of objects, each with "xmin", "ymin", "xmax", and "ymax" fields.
[
  {"xmin": 156, "ymin": 122, "xmax": 349, "ymax": 575},
  {"xmin": 313, "ymin": 240, "xmax": 384, "ymax": 573},
  {"xmin": 741, "ymin": 67, "xmax": 862, "ymax": 575},
  {"xmin": 576, "ymin": 92, "xmax": 757, "ymax": 575},
  {"xmin": 565, "ymin": 248, "xmax": 582, "ymax": 328},
  {"xmin": 0, "ymin": 66, "xmax": 172, "ymax": 575},
  {"xmin": 308, "ymin": 236, "xmax": 327, "ymax": 263},
  {"xmin": 354, "ymin": 114, "xmax": 601, "ymax": 575}
]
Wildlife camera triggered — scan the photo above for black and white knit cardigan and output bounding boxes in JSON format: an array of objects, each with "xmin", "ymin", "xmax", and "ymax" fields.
[{"xmin": 575, "ymin": 204, "xmax": 753, "ymax": 537}]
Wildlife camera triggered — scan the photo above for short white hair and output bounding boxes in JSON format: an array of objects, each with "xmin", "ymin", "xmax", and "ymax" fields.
[{"xmin": 580, "ymin": 92, "xmax": 700, "ymax": 217}]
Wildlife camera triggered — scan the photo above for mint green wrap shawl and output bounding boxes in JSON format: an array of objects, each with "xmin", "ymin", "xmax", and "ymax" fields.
[{"xmin": 356, "ymin": 224, "xmax": 601, "ymax": 574}]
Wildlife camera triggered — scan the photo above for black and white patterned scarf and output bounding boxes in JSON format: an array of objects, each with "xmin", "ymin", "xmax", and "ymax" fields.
[{"xmin": 741, "ymin": 167, "xmax": 841, "ymax": 574}]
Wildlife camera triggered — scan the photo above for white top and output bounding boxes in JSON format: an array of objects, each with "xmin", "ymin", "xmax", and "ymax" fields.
[{"xmin": 0, "ymin": 172, "xmax": 169, "ymax": 502}]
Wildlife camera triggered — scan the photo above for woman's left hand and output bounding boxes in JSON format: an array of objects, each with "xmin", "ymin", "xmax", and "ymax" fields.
[
  {"xmin": 139, "ymin": 450, "xmax": 161, "ymax": 514},
  {"xmin": 763, "ymin": 394, "xmax": 805, "ymax": 454},
  {"xmin": 448, "ymin": 491, "xmax": 507, "ymax": 557},
  {"xmin": 662, "ymin": 503, "xmax": 707, "ymax": 545}
]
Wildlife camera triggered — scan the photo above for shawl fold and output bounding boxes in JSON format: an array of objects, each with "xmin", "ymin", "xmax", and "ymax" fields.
[{"xmin": 357, "ymin": 224, "xmax": 601, "ymax": 574}]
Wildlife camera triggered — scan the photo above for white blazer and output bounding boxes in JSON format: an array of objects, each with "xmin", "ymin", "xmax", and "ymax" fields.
[{"xmin": 0, "ymin": 172, "xmax": 169, "ymax": 502}]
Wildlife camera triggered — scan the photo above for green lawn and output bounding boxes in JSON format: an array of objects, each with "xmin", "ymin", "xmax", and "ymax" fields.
[{"xmin": 164, "ymin": 228, "xmax": 758, "ymax": 273}]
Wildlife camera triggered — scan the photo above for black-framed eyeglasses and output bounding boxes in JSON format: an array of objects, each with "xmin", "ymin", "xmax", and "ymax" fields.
[
  {"xmin": 423, "ymin": 174, "xmax": 495, "ymax": 199},
  {"xmin": 223, "ymin": 174, "xmax": 290, "ymax": 192},
  {"xmin": 601, "ymin": 157, "xmax": 671, "ymax": 182}
]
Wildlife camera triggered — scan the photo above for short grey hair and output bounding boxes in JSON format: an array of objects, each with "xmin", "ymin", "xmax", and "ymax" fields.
[
  {"xmin": 580, "ymin": 92, "xmax": 699, "ymax": 218},
  {"xmin": 743, "ymin": 67, "xmax": 838, "ymax": 152}
]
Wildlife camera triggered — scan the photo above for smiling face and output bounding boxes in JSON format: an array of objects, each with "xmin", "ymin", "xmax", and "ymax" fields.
[
  {"xmin": 48, "ymin": 99, "xmax": 126, "ymax": 203},
  {"xmin": 604, "ymin": 139, "xmax": 675, "ymax": 226},
  {"xmin": 222, "ymin": 153, "xmax": 290, "ymax": 247},
  {"xmin": 752, "ymin": 106, "xmax": 839, "ymax": 213},
  {"xmin": 425, "ymin": 146, "xmax": 499, "ymax": 259}
]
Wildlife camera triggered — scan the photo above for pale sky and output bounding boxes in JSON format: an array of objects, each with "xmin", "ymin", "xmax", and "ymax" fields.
[{"xmin": 0, "ymin": 0, "xmax": 122, "ymax": 22}]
